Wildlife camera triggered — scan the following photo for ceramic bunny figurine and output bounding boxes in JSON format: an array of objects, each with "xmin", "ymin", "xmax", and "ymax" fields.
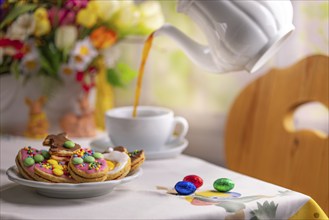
[
  {"xmin": 60, "ymin": 93, "xmax": 96, "ymax": 137},
  {"xmin": 24, "ymin": 96, "xmax": 49, "ymax": 139}
]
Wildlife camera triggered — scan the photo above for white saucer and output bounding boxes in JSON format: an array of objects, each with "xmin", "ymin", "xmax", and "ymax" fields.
[
  {"xmin": 6, "ymin": 166, "xmax": 142, "ymax": 199},
  {"xmin": 90, "ymin": 138, "xmax": 189, "ymax": 160}
]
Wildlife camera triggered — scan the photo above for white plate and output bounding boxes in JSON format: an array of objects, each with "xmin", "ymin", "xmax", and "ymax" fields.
[
  {"xmin": 6, "ymin": 165, "xmax": 142, "ymax": 199},
  {"xmin": 90, "ymin": 138, "xmax": 189, "ymax": 160}
]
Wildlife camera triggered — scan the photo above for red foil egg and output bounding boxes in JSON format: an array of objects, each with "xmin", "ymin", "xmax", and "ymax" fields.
[{"xmin": 183, "ymin": 175, "xmax": 203, "ymax": 188}]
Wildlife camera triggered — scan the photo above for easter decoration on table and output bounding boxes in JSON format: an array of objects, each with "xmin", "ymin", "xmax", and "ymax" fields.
[
  {"xmin": 183, "ymin": 175, "xmax": 204, "ymax": 189},
  {"xmin": 0, "ymin": 1, "xmax": 165, "ymax": 135},
  {"xmin": 213, "ymin": 178, "xmax": 235, "ymax": 192},
  {"xmin": 174, "ymin": 175, "xmax": 236, "ymax": 196},
  {"xmin": 24, "ymin": 96, "xmax": 49, "ymax": 139},
  {"xmin": 60, "ymin": 93, "xmax": 96, "ymax": 137},
  {"xmin": 160, "ymin": 174, "xmax": 290, "ymax": 220},
  {"xmin": 68, "ymin": 148, "xmax": 109, "ymax": 183},
  {"xmin": 174, "ymin": 174, "xmax": 204, "ymax": 195},
  {"xmin": 175, "ymin": 181, "xmax": 197, "ymax": 195},
  {"xmin": 14, "ymin": 133, "xmax": 145, "ymax": 184}
]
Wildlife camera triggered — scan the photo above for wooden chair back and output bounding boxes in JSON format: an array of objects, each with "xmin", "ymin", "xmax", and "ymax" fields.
[{"xmin": 225, "ymin": 55, "xmax": 328, "ymax": 214}]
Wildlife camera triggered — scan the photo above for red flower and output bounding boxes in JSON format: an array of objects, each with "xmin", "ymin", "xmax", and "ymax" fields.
[
  {"xmin": 75, "ymin": 67, "xmax": 98, "ymax": 93},
  {"xmin": 48, "ymin": 7, "xmax": 76, "ymax": 27},
  {"xmin": 0, "ymin": 38, "xmax": 26, "ymax": 60}
]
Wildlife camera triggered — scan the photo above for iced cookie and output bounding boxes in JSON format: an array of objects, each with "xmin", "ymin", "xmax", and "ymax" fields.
[
  {"xmin": 43, "ymin": 133, "xmax": 81, "ymax": 158},
  {"xmin": 15, "ymin": 146, "xmax": 50, "ymax": 181},
  {"xmin": 128, "ymin": 150, "xmax": 145, "ymax": 172},
  {"xmin": 113, "ymin": 146, "xmax": 128, "ymax": 153},
  {"xmin": 34, "ymin": 159, "xmax": 76, "ymax": 183},
  {"xmin": 103, "ymin": 147, "xmax": 131, "ymax": 180},
  {"xmin": 68, "ymin": 148, "xmax": 108, "ymax": 182}
]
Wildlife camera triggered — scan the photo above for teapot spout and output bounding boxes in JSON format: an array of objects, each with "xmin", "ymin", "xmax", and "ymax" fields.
[{"xmin": 154, "ymin": 24, "xmax": 221, "ymax": 73}]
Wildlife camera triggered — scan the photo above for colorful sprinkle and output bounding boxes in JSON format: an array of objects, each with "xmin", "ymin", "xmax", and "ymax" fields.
[{"xmin": 129, "ymin": 150, "xmax": 141, "ymax": 157}]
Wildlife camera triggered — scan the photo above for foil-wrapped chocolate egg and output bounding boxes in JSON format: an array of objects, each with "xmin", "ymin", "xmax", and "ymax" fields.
[
  {"xmin": 183, "ymin": 175, "xmax": 203, "ymax": 188},
  {"xmin": 213, "ymin": 178, "xmax": 235, "ymax": 192},
  {"xmin": 175, "ymin": 181, "xmax": 197, "ymax": 195}
]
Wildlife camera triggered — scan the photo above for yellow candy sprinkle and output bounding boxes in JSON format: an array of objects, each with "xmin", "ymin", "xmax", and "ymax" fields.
[
  {"xmin": 106, "ymin": 160, "xmax": 115, "ymax": 170},
  {"xmin": 53, "ymin": 168, "xmax": 64, "ymax": 176},
  {"xmin": 47, "ymin": 159, "xmax": 58, "ymax": 166},
  {"xmin": 53, "ymin": 164, "xmax": 63, "ymax": 170}
]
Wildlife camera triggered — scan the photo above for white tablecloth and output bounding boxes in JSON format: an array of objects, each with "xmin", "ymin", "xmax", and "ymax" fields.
[{"xmin": 0, "ymin": 135, "xmax": 327, "ymax": 220}]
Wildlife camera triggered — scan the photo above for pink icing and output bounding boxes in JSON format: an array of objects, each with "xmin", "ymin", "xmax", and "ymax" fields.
[
  {"xmin": 73, "ymin": 158, "xmax": 107, "ymax": 174},
  {"xmin": 34, "ymin": 163, "xmax": 71, "ymax": 179},
  {"xmin": 20, "ymin": 147, "xmax": 39, "ymax": 173},
  {"xmin": 72, "ymin": 148, "xmax": 107, "ymax": 174}
]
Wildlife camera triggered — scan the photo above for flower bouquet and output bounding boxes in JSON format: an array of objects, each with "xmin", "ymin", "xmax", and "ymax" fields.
[{"xmin": 0, "ymin": 0, "xmax": 164, "ymax": 93}]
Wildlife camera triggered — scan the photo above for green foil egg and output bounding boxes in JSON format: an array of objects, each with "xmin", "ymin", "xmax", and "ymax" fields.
[{"xmin": 213, "ymin": 178, "xmax": 235, "ymax": 192}]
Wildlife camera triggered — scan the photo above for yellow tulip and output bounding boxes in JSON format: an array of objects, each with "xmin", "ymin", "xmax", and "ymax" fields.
[
  {"xmin": 76, "ymin": 8, "xmax": 97, "ymax": 28},
  {"xmin": 138, "ymin": 1, "xmax": 164, "ymax": 32},
  {"xmin": 33, "ymin": 8, "xmax": 51, "ymax": 36},
  {"xmin": 89, "ymin": 0, "xmax": 120, "ymax": 22},
  {"xmin": 112, "ymin": 3, "xmax": 140, "ymax": 30}
]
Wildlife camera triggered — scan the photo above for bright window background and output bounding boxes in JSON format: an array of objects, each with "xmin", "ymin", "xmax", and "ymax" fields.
[{"xmin": 113, "ymin": 1, "xmax": 329, "ymax": 166}]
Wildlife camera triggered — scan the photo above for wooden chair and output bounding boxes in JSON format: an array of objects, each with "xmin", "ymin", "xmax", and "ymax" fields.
[{"xmin": 225, "ymin": 55, "xmax": 328, "ymax": 215}]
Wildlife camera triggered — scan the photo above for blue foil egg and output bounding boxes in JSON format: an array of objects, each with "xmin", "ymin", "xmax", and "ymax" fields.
[{"xmin": 175, "ymin": 181, "xmax": 197, "ymax": 195}]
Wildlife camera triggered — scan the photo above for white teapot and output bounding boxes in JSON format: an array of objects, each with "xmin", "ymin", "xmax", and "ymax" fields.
[{"xmin": 155, "ymin": 0, "xmax": 295, "ymax": 73}]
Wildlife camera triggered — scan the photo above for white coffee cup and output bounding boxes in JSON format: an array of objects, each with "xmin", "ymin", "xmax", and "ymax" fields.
[{"xmin": 105, "ymin": 106, "xmax": 189, "ymax": 152}]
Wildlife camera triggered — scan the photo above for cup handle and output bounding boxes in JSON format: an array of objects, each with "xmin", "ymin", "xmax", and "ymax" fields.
[{"xmin": 169, "ymin": 116, "xmax": 189, "ymax": 144}]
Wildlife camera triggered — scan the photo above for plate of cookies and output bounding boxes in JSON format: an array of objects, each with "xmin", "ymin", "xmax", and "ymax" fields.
[{"xmin": 6, "ymin": 133, "xmax": 145, "ymax": 199}]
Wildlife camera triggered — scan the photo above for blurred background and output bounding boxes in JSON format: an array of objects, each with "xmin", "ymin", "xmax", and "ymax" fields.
[
  {"xmin": 1, "ymin": 0, "xmax": 328, "ymax": 166},
  {"xmin": 113, "ymin": 0, "xmax": 329, "ymax": 166}
]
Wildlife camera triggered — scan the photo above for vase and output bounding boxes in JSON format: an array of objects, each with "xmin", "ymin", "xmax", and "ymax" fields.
[
  {"xmin": 0, "ymin": 74, "xmax": 83, "ymax": 136},
  {"xmin": 0, "ymin": 74, "xmax": 42, "ymax": 135},
  {"xmin": 45, "ymin": 79, "xmax": 84, "ymax": 133}
]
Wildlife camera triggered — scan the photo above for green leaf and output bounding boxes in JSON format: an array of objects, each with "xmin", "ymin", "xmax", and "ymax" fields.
[
  {"xmin": 106, "ymin": 63, "xmax": 138, "ymax": 87},
  {"xmin": 39, "ymin": 53, "xmax": 55, "ymax": 76},
  {"xmin": 106, "ymin": 68, "xmax": 123, "ymax": 87},
  {"xmin": 116, "ymin": 62, "xmax": 138, "ymax": 84},
  {"xmin": 0, "ymin": 4, "xmax": 38, "ymax": 29},
  {"xmin": 38, "ymin": 44, "xmax": 61, "ymax": 78},
  {"xmin": 10, "ymin": 60, "xmax": 20, "ymax": 79}
]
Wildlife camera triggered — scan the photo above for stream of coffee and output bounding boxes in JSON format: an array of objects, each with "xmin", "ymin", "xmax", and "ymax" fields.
[{"xmin": 132, "ymin": 32, "xmax": 155, "ymax": 117}]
